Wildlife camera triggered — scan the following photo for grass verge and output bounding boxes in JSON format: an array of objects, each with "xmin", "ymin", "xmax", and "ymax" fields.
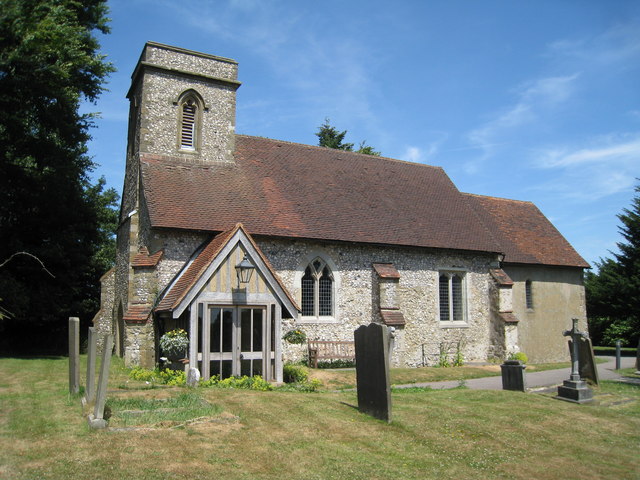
[{"xmin": 1, "ymin": 356, "xmax": 638, "ymax": 480}]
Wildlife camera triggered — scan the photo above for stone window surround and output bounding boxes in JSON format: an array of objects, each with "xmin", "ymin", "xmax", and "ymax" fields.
[
  {"xmin": 175, "ymin": 89, "xmax": 206, "ymax": 153},
  {"xmin": 293, "ymin": 251, "xmax": 341, "ymax": 324},
  {"xmin": 438, "ymin": 268, "xmax": 469, "ymax": 328}
]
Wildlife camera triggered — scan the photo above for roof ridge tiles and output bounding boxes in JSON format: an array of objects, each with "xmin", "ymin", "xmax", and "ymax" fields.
[{"xmin": 234, "ymin": 133, "xmax": 446, "ymax": 171}]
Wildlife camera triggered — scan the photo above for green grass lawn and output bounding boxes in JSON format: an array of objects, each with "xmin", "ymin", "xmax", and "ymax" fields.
[{"xmin": 1, "ymin": 356, "xmax": 638, "ymax": 480}]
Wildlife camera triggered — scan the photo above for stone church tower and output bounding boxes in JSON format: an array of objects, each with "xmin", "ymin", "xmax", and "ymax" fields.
[{"xmin": 112, "ymin": 42, "xmax": 242, "ymax": 366}]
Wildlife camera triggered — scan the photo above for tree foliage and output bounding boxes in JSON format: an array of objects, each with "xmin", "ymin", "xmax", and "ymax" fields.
[
  {"xmin": 585, "ymin": 182, "xmax": 640, "ymax": 347},
  {"xmin": 0, "ymin": 0, "xmax": 117, "ymax": 353},
  {"xmin": 316, "ymin": 118, "xmax": 381, "ymax": 156}
]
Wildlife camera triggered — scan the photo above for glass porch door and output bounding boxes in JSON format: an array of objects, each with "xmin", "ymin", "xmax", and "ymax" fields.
[{"xmin": 201, "ymin": 306, "xmax": 266, "ymax": 380}]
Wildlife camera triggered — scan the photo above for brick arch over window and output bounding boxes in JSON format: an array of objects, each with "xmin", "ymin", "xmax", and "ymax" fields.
[
  {"xmin": 295, "ymin": 252, "xmax": 340, "ymax": 323},
  {"xmin": 175, "ymin": 89, "xmax": 205, "ymax": 152}
]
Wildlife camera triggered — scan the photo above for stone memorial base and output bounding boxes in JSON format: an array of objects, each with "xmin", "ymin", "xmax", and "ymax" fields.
[
  {"xmin": 556, "ymin": 379, "xmax": 594, "ymax": 404},
  {"xmin": 87, "ymin": 414, "xmax": 108, "ymax": 430}
]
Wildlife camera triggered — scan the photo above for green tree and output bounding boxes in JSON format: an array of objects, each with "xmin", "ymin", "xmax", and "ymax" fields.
[
  {"xmin": 0, "ymin": 0, "xmax": 116, "ymax": 353},
  {"xmin": 585, "ymin": 182, "xmax": 640, "ymax": 347},
  {"xmin": 316, "ymin": 118, "xmax": 381, "ymax": 156}
]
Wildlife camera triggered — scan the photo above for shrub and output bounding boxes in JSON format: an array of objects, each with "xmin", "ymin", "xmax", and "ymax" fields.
[
  {"xmin": 128, "ymin": 366, "xmax": 186, "ymax": 386},
  {"xmin": 316, "ymin": 359, "xmax": 355, "ymax": 369},
  {"xmin": 283, "ymin": 363, "xmax": 308, "ymax": 383},
  {"xmin": 508, "ymin": 352, "xmax": 528, "ymax": 364}
]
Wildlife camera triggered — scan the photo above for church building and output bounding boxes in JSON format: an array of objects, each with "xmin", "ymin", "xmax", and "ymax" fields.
[{"xmin": 93, "ymin": 42, "xmax": 589, "ymax": 383}]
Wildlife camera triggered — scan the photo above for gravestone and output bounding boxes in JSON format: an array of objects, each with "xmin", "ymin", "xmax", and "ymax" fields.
[
  {"xmin": 68, "ymin": 317, "xmax": 80, "ymax": 394},
  {"xmin": 568, "ymin": 335, "xmax": 599, "ymax": 385},
  {"xmin": 354, "ymin": 323, "xmax": 391, "ymax": 423},
  {"xmin": 84, "ymin": 327, "xmax": 98, "ymax": 404},
  {"xmin": 88, "ymin": 334, "xmax": 113, "ymax": 429},
  {"xmin": 500, "ymin": 360, "xmax": 527, "ymax": 391},
  {"xmin": 187, "ymin": 367, "xmax": 201, "ymax": 387},
  {"xmin": 557, "ymin": 319, "xmax": 593, "ymax": 404}
]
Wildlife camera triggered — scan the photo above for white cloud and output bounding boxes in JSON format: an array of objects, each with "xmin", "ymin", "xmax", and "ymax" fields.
[
  {"xmin": 549, "ymin": 22, "xmax": 640, "ymax": 67},
  {"xmin": 538, "ymin": 134, "xmax": 640, "ymax": 168},
  {"xmin": 531, "ymin": 133, "xmax": 640, "ymax": 201},
  {"xmin": 402, "ymin": 146, "xmax": 423, "ymax": 163},
  {"xmin": 466, "ymin": 74, "xmax": 580, "ymax": 164}
]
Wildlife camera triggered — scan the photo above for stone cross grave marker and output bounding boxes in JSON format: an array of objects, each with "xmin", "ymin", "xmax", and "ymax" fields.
[
  {"xmin": 88, "ymin": 334, "xmax": 113, "ymax": 429},
  {"xmin": 568, "ymin": 335, "xmax": 599, "ymax": 385},
  {"xmin": 354, "ymin": 323, "xmax": 392, "ymax": 423},
  {"xmin": 84, "ymin": 327, "xmax": 98, "ymax": 404},
  {"xmin": 557, "ymin": 318, "xmax": 593, "ymax": 404},
  {"xmin": 68, "ymin": 317, "xmax": 80, "ymax": 395}
]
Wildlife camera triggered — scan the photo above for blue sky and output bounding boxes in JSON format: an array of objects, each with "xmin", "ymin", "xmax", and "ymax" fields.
[{"xmin": 85, "ymin": 0, "xmax": 640, "ymax": 268}]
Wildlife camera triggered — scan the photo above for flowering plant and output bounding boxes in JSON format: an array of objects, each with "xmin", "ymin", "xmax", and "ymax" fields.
[
  {"xmin": 283, "ymin": 329, "xmax": 307, "ymax": 344},
  {"xmin": 159, "ymin": 328, "xmax": 189, "ymax": 359}
]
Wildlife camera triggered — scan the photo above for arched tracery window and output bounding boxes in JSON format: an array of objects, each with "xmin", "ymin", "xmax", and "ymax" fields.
[{"xmin": 301, "ymin": 258, "xmax": 334, "ymax": 318}]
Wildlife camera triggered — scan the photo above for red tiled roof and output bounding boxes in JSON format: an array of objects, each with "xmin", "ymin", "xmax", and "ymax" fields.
[
  {"xmin": 123, "ymin": 303, "xmax": 152, "ymax": 323},
  {"xmin": 373, "ymin": 263, "xmax": 401, "ymax": 279},
  {"xmin": 155, "ymin": 223, "xmax": 299, "ymax": 313},
  {"xmin": 155, "ymin": 227, "xmax": 236, "ymax": 312},
  {"xmin": 490, "ymin": 268, "xmax": 514, "ymax": 286},
  {"xmin": 380, "ymin": 308, "xmax": 406, "ymax": 326},
  {"xmin": 140, "ymin": 135, "xmax": 501, "ymax": 254},
  {"xmin": 465, "ymin": 194, "xmax": 589, "ymax": 268},
  {"xmin": 132, "ymin": 247, "xmax": 164, "ymax": 267}
]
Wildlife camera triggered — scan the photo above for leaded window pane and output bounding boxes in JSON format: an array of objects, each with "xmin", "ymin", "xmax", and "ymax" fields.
[
  {"xmin": 439, "ymin": 274, "xmax": 450, "ymax": 322},
  {"xmin": 319, "ymin": 267, "xmax": 332, "ymax": 316},
  {"xmin": 525, "ymin": 280, "xmax": 533, "ymax": 309},
  {"xmin": 301, "ymin": 267, "xmax": 315, "ymax": 316},
  {"xmin": 451, "ymin": 274, "xmax": 463, "ymax": 321}
]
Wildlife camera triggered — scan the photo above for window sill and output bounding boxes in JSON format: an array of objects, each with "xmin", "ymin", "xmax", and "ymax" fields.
[
  {"xmin": 439, "ymin": 321, "xmax": 470, "ymax": 329},
  {"xmin": 298, "ymin": 316, "xmax": 339, "ymax": 324}
]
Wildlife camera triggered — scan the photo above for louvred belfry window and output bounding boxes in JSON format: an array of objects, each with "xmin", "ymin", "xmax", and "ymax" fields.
[{"xmin": 180, "ymin": 101, "xmax": 197, "ymax": 150}]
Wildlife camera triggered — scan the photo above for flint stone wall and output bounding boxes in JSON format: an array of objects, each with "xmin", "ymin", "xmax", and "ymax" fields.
[{"xmin": 257, "ymin": 237, "xmax": 495, "ymax": 367}]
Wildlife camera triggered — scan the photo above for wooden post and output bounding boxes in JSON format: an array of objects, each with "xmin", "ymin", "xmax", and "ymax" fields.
[
  {"xmin": 85, "ymin": 327, "xmax": 97, "ymax": 403},
  {"xmin": 68, "ymin": 317, "xmax": 80, "ymax": 395}
]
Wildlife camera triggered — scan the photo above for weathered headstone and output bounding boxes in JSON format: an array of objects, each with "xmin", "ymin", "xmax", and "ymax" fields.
[
  {"xmin": 89, "ymin": 334, "xmax": 113, "ymax": 429},
  {"xmin": 636, "ymin": 337, "xmax": 640, "ymax": 375},
  {"xmin": 557, "ymin": 319, "xmax": 593, "ymax": 404},
  {"xmin": 568, "ymin": 335, "xmax": 599, "ymax": 385},
  {"xmin": 187, "ymin": 367, "xmax": 201, "ymax": 387},
  {"xmin": 500, "ymin": 360, "xmax": 527, "ymax": 391},
  {"xmin": 354, "ymin": 323, "xmax": 391, "ymax": 423},
  {"xmin": 68, "ymin": 317, "xmax": 80, "ymax": 394},
  {"xmin": 84, "ymin": 327, "xmax": 98, "ymax": 403}
]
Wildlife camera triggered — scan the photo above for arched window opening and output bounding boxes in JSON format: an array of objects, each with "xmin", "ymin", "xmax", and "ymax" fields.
[
  {"xmin": 301, "ymin": 258, "xmax": 334, "ymax": 318},
  {"xmin": 525, "ymin": 280, "xmax": 534, "ymax": 309}
]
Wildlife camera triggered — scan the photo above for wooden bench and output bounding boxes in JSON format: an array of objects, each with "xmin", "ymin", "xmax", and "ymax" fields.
[{"xmin": 308, "ymin": 340, "xmax": 355, "ymax": 368}]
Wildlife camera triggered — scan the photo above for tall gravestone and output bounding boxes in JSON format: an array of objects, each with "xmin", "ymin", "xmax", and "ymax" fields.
[
  {"xmin": 89, "ymin": 334, "xmax": 113, "ymax": 429},
  {"xmin": 68, "ymin": 317, "xmax": 80, "ymax": 394},
  {"xmin": 84, "ymin": 327, "xmax": 98, "ymax": 403},
  {"xmin": 636, "ymin": 338, "xmax": 640, "ymax": 375},
  {"xmin": 354, "ymin": 323, "xmax": 392, "ymax": 423}
]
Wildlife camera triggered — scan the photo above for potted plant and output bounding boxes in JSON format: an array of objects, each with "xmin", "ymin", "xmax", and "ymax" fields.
[{"xmin": 159, "ymin": 328, "xmax": 189, "ymax": 361}]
